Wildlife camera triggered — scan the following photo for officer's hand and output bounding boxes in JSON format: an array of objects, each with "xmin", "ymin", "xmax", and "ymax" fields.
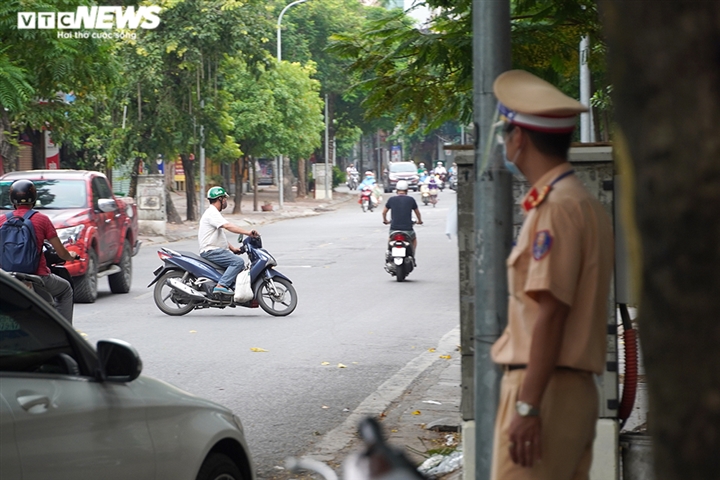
[
  {"xmin": 69, "ymin": 251, "xmax": 80, "ymax": 260},
  {"xmin": 383, "ymin": 220, "xmax": 389, "ymax": 225},
  {"xmin": 508, "ymin": 414, "xmax": 542, "ymax": 468},
  {"xmin": 250, "ymin": 230, "xmax": 259, "ymax": 237},
  {"xmin": 416, "ymin": 221, "xmax": 423, "ymax": 225}
]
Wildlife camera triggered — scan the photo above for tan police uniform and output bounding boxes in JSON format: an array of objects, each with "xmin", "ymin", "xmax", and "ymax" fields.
[{"xmin": 489, "ymin": 70, "xmax": 615, "ymax": 480}]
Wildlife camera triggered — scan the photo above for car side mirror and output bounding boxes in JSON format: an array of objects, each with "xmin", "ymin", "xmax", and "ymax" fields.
[
  {"xmin": 97, "ymin": 198, "xmax": 118, "ymax": 213},
  {"xmin": 96, "ymin": 339, "xmax": 142, "ymax": 383}
]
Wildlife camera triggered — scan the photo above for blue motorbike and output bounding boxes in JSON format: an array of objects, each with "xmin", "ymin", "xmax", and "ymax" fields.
[{"xmin": 148, "ymin": 235, "xmax": 297, "ymax": 317}]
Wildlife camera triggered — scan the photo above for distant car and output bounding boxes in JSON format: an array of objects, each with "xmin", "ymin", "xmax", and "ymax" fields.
[
  {"xmin": 0, "ymin": 270, "xmax": 255, "ymax": 480},
  {"xmin": 383, "ymin": 162, "xmax": 419, "ymax": 193},
  {"xmin": 0, "ymin": 170, "xmax": 141, "ymax": 303}
]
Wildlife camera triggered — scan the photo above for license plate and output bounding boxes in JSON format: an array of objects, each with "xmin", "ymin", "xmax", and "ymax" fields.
[{"xmin": 391, "ymin": 247, "xmax": 406, "ymax": 257}]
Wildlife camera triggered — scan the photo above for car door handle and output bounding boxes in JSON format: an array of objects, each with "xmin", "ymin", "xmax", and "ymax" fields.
[{"xmin": 17, "ymin": 394, "xmax": 50, "ymax": 412}]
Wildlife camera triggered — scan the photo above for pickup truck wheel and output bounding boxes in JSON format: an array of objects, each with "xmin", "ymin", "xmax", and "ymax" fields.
[
  {"xmin": 109, "ymin": 239, "xmax": 132, "ymax": 294},
  {"xmin": 74, "ymin": 249, "xmax": 98, "ymax": 303}
]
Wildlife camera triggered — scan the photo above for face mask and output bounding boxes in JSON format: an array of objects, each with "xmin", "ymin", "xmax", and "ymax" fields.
[{"xmin": 502, "ymin": 143, "xmax": 523, "ymax": 177}]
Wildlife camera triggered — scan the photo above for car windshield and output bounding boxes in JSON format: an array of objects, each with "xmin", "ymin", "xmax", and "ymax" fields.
[
  {"xmin": 0, "ymin": 180, "xmax": 87, "ymax": 209},
  {"xmin": 390, "ymin": 163, "xmax": 416, "ymax": 173}
]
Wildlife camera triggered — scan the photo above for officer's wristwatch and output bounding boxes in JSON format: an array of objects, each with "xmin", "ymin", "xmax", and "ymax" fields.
[{"xmin": 515, "ymin": 401, "xmax": 540, "ymax": 417}]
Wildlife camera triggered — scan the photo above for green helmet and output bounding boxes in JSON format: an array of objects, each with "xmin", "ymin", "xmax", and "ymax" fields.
[{"xmin": 207, "ymin": 186, "xmax": 228, "ymax": 200}]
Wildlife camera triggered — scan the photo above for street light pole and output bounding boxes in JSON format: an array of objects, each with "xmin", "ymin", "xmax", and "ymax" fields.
[{"xmin": 277, "ymin": 0, "xmax": 308, "ymax": 210}]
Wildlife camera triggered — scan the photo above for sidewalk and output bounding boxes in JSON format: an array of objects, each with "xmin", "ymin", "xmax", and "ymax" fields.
[{"xmin": 139, "ymin": 186, "xmax": 355, "ymax": 245}]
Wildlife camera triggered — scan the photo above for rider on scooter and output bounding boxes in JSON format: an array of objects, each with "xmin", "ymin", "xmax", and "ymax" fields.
[
  {"xmin": 198, "ymin": 186, "xmax": 260, "ymax": 296},
  {"xmin": 381, "ymin": 181, "xmax": 423, "ymax": 259},
  {"xmin": 0, "ymin": 179, "xmax": 79, "ymax": 323}
]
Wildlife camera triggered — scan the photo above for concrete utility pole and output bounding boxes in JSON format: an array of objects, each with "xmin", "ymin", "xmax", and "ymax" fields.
[
  {"xmin": 471, "ymin": 1, "xmax": 512, "ymax": 479},
  {"xmin": 324, "ymin": 93, "xmax": 330, "ymax": 198},
  {"xmin": 277, "ymin": 0, "xmax": 309, "ymax": 210},
  {"xmin": 199, "ymin": 99, "xmax": 206, "ymax": 221},
  {"xmin": 579, "ymin": 36, "xmax": 595, "ymax": 143}
]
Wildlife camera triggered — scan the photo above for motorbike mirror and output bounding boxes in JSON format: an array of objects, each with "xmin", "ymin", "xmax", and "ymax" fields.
[{"xmin": 238, "ymin": 234, "xmax": 244, "ymax": 242}]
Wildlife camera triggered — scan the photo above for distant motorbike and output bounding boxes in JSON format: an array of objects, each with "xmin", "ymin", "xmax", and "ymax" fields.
[
  {"xmin": 384, "ymin": 229, "xmax": 416, "ymax": 282},
  {"xmin": 359, "ymin": 186, "xmax": 376, "ymax": 212},
  {"xmin": 420, "ymin": 184, "xmax": 430, "ymax": 206},
  {"xmin": 148, "ymin": 235, "xmax": 297, "ymax": 317},
  {"xmin": 9, "ymin": 242, "xmax": 75, "ymax": 323},
  {"xmin": 347, "ymin": 172, "xmax": 359, "ymax": 190}
]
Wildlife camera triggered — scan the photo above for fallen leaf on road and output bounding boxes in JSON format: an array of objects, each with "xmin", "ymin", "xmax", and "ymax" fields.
[
  {"xmin": 428, "ymin": 348, "xmax": 436, "ymax": 353},
  {"xmin": 439, "ymin": 355, "xmax": 451, "ymax": 360},
  {"xmin": 391, "ymin": 429, "xmax": 398, "ymax": 433},
  {"xmin": 321, "ymin": 361, "xmax": 330, "ymax": 366},
  {"xmin": 412, "ymin": 410, "xmax": 422, "ymax": 415},
  {"xmin": 250, "ymin": 347, "xmax": 268, "ymax": 352},
  {"xmin": 338, "ymin": 363, "xmax": 347, "ymax": 368}
]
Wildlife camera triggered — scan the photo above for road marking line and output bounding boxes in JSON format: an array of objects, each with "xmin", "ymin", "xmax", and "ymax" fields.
[
  {"xmin": 134, "ymin": 292, "xmax": 153, "ymax": 300},
  {"xmin": 308, "ymin": 326, "xmax": 460, "ymax": 458},
  {"xmin": 281, "ymin": 265, "xmax": 313, "ymax": 268}
]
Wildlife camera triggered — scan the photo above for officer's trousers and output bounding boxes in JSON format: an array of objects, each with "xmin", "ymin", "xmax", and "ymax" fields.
[{"xmin": 491, "ymin": 368, "xmax": 598, "ymax": 480}]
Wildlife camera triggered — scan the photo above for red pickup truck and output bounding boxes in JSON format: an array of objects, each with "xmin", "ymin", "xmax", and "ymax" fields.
[{"xmin": 0, "ymin": 170, "xmax": 141, "ymax": 303}]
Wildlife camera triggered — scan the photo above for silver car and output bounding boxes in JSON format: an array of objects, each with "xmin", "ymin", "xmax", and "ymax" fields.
[{"xmin": 0, "ymin": 270, "xmax": 254, "ymax": 480}]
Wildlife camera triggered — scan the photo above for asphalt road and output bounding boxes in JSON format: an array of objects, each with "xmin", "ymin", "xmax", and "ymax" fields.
[{"xmin": 74, "ymin": 189, "xmax": 459, "ymax": 478}]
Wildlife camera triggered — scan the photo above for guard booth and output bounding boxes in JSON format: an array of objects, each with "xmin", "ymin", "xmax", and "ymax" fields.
[{"xmin": 456, "ymin": 144, "xmax": 645, "ymax": 480}]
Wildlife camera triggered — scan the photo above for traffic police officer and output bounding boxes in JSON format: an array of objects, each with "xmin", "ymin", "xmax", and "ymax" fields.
[{"xmin": 489, "ymin": 70, "xmax": 614, "ymax": 480}]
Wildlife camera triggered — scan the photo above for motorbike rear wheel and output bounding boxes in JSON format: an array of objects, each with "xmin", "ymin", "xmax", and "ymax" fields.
[
  {"xmin": 395, "ymin": 263, "xmax": 406, "ymax": 282},
  {"xmin": 153, "ymin": 270, "xmax": 197, "ymax": 316},
  {"xmin": 256, "ymin": 277, "xmax": 297, "ymax": 316}
]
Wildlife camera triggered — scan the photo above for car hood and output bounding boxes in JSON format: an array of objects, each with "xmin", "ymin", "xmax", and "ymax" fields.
[
  {"xmin": 37, "ymin": 208, "xmax": 91, "ymax": 228},
  {"xmin": 131, "ymin": 375, "xmax": 235, "ymax": 414}
]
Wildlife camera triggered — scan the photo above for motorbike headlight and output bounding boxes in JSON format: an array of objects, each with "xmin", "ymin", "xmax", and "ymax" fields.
[{"xmin": 57, "ymin": 225, "xmax": 84, "ymax": 245}]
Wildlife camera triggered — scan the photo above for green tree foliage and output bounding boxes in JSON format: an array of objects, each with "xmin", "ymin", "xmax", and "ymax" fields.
[
  {"xmin": 109, "ymin": 0, "xmax": 273, "ymax": 219},
  {"xmin": 224, "ymin": 59, "xmax": 324, "ymax": 161},
  {"xmin": 330, "ymin": 0, "xmax": 605, "ymax": 133},
  {"xmin": 0, "ymin": 0, "xmax": 119, "ymax": 168}
]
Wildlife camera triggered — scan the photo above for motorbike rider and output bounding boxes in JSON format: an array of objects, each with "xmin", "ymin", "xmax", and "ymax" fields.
[
  {"xmin": 0, "ymin": 179, "xmax": 79, "ymax": 322},
  {"xmin": 358, "ymin": 171, "xmax": 382, "ymax": 208},
  {"xmin": 435, "ymin": 161, "xmax": 447, "ymax": 178},
  {"xmin": 382, "ymin": 180, "xmax": 423, "ymax": 257},
  {"xmin": 199, "ymin": 186, "xmax": 259, "ymax": 296},
  {"xmin": 417, "ymin": 162, "xmax": 427, "ymax": 176}
]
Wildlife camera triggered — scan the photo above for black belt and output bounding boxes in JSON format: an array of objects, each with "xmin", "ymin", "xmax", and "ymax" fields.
[{"xmin": 502, "ymin": 364, "xmax": 589, "ymax": 374}]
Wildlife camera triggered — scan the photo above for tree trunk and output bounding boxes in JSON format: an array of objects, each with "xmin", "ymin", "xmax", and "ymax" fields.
[
  {"xmin": 599, "ymin": 2, "xmax": 720, "ymax": 478},
  {"xmin": 232, "ymin": 157, "xmax": 244, "ymax": 214},
  {"xmin": 283, "ymin": 157, "xmax": 295, "ymax": 203},
  {"xmin": 180, "ymin": 153, "xmax": 197, "ymax": 221},
  {"xmin": 128, "ymin": 157, "xmax": 142, "ymax": 199},
  {"xmin": 166, "ymin": 189, "xmax": 182, "ymax": 224},
  {"xmin": 252, "ymin": 156, "xmax": 258, "ymax": 212},
  {"xmin": 298, "ymin": 158, "xmax": 307, "ymax": 198},
  {"xmin": 0, "ymin": 111, "xmax": 18, "ymax": 172},
  {"xmin": 25, "ymin": 127, "xmax": 44, "ymax": 170}
]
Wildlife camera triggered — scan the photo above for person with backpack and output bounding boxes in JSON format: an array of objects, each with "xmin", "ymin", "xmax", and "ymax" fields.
[{"xmin": 0, "ymin": 179, "xmax": 79, "ymax": 322}]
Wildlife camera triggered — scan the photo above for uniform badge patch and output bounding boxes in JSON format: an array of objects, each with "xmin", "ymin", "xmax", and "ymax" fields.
[{"xmin": 532, "ymin": 230, "xmax": 553, "ymax": 260}]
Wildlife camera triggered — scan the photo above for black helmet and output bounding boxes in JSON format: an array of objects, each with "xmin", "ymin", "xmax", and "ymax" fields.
[{"xmin": 10, "ymin": 179, "xmax": 37, "ymax": 207}]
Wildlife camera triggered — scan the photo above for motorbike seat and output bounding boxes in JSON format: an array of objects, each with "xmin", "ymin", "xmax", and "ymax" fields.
[{"xmin": 178, "ymin": 251, "xmax": 225, "ymax": 272}]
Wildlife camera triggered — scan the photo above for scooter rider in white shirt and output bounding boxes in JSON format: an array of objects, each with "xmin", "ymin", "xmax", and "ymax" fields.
[{"xmin": 198, "ymin": 186, "xmax": 259, "ymax": 296}]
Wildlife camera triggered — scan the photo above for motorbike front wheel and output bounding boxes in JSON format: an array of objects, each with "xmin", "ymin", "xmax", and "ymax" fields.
[
  {"xmin": 256, "ymin": 277, "xmax": 297, "ymax": 316},
  {"xmin": 361, "ymin": 199, "xmax": 368, "ymax": 212},
  {"xmin": 153, "ymin": 270, "xmax": 197, "ymax": 316}
]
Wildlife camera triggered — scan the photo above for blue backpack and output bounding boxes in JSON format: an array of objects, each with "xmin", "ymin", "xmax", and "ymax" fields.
[{"xmin": 0, "ymin": 210, "xmax": 41, "ymax": 274}]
